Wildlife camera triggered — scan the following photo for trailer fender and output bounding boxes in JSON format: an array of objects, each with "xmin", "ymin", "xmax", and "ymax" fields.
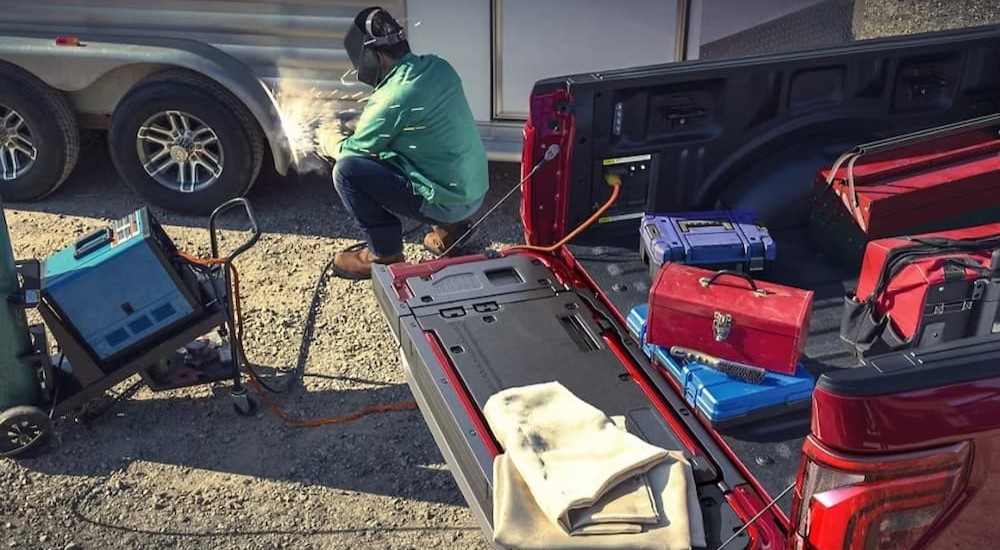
[{"xmin": 0, "ymin": 34, "xmax": 294, "ymax": 176}]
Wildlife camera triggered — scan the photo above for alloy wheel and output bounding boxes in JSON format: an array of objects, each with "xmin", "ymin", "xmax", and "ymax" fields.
[
  {"xmin": 136, "ymin": 110, "xmax": 225, "ymax": 193},
  {"xmin": 0, "ymin": 104, "xmax": 37, "ymax": 181}
]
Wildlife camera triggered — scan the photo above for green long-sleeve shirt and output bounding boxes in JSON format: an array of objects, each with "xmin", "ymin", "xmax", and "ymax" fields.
[{"xmin": 338, "ymin": 53, "xmax": 489, "ymax": 210}]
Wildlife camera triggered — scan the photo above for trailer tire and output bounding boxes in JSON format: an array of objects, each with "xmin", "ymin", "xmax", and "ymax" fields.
[
  {"xmin": 108, "ymin": 71, "xmax": 264, "ymax": 216},
  {"xmin": 0, "ymin": 66, "xmax": 80, "ymax": 202}
]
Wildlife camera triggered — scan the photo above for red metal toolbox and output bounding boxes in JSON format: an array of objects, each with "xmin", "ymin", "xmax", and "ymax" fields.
[
  {"xmin": 808, "ymin": 115, "xmax": 1000, "ymax": 266},
  {"xmin": 646, "ymin": 264, "xmax": 814, "ymax": 376},
  {"xmin": 841, "ymin": 223, "xmax": 1000, "ymax": 357}
]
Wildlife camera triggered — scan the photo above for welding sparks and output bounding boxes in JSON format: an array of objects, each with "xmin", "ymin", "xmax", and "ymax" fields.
[{"xmin": 340, "ymin": 68, "xmax": 359, "ymax": 86}]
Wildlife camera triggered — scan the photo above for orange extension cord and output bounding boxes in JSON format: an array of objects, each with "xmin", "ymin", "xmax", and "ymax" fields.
[
  {"xmin": 177, "ymin": 250, "xmax": 417, "ymax": 427},
  {"xmin": 504, "ymin": 175, "xmax": 622, "ymax": 254}
]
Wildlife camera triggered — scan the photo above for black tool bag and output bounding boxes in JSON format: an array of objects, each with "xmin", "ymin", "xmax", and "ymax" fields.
[
  {"xmin": 974, "ymin": 251, "xmax": 1000, "ymax": 337},
  {"xmin": 840, "ymin": 236, "xmax": 1000, "ymax": 359}
]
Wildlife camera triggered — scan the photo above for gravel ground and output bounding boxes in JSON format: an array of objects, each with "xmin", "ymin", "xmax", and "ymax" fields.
[
  {"xmin": 855, "ymin": 0, "xmax": 1000, "ymax": 39},
  {"xmin": 2, "ymin": 5, "xmax": 996, "ymax": 549},
  {"xmin": 0, "ymin": 136, "xmax": 522, "ymax": 550}
]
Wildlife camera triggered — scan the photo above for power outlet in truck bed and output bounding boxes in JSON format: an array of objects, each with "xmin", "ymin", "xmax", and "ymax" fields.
[{"xmin": 588, "ymin": 154, "xmax": 660, "ymax": 227}]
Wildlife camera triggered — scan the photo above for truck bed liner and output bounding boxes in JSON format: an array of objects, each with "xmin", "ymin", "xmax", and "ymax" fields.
[{"xmin": 568, "ymin": 227, "xmax": 861, "ymax": 513}]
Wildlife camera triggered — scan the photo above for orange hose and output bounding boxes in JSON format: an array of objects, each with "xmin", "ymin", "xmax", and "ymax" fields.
[
  {"xmin": 177, "ymin": 249, "xmax": 418, "ymax": 426},
  {"xmin": 505, "ymin": 180, "xmax": 622, "ymax": 254},
  {"xmin": 246, "ymin": 372, "xmax": 416, "ymax": 427}
]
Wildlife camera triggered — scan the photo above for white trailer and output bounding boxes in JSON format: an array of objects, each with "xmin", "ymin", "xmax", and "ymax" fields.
[{"xmin": 0, "ymin": 0, "xmax": 854, "ymax": 215}]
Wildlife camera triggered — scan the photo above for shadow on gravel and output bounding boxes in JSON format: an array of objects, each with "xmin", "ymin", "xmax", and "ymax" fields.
[
  {"xmin": 5, "ymin": 131, "xmax": 522, "ymax": 245},
  {"xmin": 71, "ymin": 493, "xmax": 478, "ymax": 542},
  {"xmin": 22, "ymin": 377, "xmax": 468, "ymax": 507}
]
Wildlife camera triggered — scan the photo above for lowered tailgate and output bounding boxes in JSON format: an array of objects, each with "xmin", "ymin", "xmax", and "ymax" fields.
[{"xmin": 373, "ymin": 252, "xmax": 785, "ymax": 549}]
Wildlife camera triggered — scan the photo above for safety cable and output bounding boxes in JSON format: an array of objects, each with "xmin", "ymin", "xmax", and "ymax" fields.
[
  {"xmin": 714, "ymin": 482, "xmax": 795, "ymax": 550},
  {"xmin": 435, "ymin": 144, "xmax": 562, "ymax": 258}
]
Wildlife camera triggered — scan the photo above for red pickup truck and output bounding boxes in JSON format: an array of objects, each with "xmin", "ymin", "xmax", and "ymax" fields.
[{"xmin": 374, "ymin": 24, "xmax": 1000, "ymax": 550}]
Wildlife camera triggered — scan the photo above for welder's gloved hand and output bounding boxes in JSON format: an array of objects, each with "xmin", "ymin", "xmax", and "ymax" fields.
[
  {"xmin": 335, "ymin": 110, "xmax": 361, "ymax": 137},
  {"xmin": 316, "ymin": 119, "xmax": 347, "ymax": 162}
]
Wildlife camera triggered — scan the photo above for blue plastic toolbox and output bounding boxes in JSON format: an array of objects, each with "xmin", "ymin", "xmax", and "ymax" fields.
[
  {"xmin": 639, "ymin": 210, "xmax": 777, "ymax": 279},
  {"xmin": 626, "ymin": 304, "xmax": 814, "ymax": 429},
  {"xmin": 42, "ymin": 208, "xmax": 202, "ymax": 364}
]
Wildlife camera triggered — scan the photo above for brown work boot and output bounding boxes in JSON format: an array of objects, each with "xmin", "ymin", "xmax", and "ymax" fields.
[
  {"xmin": 424, "ymin": 220, "xmax": 472, "ymax": 256},
  {"xmin": 332, "ymin": 248, "xmax": 405, "ymax": 280}
]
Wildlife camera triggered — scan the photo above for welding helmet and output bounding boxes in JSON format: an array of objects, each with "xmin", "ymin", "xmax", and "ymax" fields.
[{"xmin": 344, "ymin": 7, "xmax": 407, "ymax": 87}]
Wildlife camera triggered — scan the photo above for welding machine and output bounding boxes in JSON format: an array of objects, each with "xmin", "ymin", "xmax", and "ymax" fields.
[
  {"xmin": 0, "ymin": 198, "xmax": 262, "ymax": 459},
  {"xmin": 41, "ymin": 208, "xmax": 203, "ymax": 365}
]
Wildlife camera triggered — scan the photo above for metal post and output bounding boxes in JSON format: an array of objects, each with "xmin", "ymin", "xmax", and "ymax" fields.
[{"xmin": 0, "ymin": 198, "xmax": 39, "ymax": 410}]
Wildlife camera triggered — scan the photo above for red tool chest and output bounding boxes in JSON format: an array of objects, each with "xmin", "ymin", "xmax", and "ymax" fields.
[
  {"xmin": 809, "ymin": 118, "xmax": 1000, "ymax": 266},
  {"xmin": 646, "ymin": 265, "xmax": 814, "ymax": 376}
]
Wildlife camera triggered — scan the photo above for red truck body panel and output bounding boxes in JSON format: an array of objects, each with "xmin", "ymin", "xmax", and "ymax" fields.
[{"xmin": 810, "ymin": 380, "xmax": 1000, "ymax": 548}]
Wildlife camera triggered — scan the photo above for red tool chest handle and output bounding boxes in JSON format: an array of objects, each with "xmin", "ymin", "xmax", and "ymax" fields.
[{"xmin": 698, "ymin": 269, "xmax": 767, "ymax": 296}]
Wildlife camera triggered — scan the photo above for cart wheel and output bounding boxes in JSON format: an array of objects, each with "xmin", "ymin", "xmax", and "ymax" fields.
[
  {"xmin": 0, "ymin": 406, "xmax": 52, "ymax": 459},
  {"xmin": 232, "ymin": 397, "xmax": 258, "ymax": 418}
]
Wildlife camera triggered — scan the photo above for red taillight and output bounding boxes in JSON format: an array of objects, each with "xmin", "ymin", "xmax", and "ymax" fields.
[{"xmin": 790, "ymin": 437, "xmax": 971, "ymax": 550}]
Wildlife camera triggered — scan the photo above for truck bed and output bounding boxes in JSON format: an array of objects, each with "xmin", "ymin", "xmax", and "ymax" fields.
[{"xmin": 568, "ymin": 227, "xmax": 861, "ymax": 513}]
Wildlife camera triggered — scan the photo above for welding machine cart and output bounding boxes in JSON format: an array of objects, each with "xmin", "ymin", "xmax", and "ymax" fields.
[{"xmin": 0, "ymin": 198, "xmax": 261, "ymax": 459}]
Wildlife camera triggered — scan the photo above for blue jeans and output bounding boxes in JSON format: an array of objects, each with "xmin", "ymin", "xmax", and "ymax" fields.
[{"xmin": 332, "ymin": 156, "xmax": 483, "ymax": 257}]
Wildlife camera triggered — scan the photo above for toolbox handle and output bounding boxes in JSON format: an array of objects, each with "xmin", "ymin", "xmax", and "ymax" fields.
[
  {"xmin": 678, "ymin": 219, "xmax": 734, "ymax": 232},
  {"xmin": 860, "ymin": 236, "xmax": 1000, "ymax": 304},
  {"xmin": 699, "ymin": 270, "xmax": 767, "ymax": 296},
  {"xmin": 209, "ymin": 197, "xmax": 261, "ymax": 261},
  {"xmin": 73, "ymin": 227, "xmax": 113, "ymax": 259}
]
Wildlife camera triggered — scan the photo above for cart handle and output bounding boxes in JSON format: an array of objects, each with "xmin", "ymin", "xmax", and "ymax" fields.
[
  {"xmin": 699, "ymin": 270, "xmax": 767, "ymax": 296},
  {"xmin": 209, "ymin": 197, "xmax": 261, "ymax": 262}
]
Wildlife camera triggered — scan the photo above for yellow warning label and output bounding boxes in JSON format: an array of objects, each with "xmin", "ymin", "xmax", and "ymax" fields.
[
  {"xmin": 598, "ymin": 213, "xmax": 645, "ymax": 224},
  {"xmin": 602, "ymin": 154, "xmax": 652, "ymax": 166}
]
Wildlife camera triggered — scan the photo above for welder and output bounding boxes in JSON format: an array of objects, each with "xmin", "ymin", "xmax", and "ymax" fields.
[{"xmin": 329, "ymin": 6, "xmax": 489, "ymax": 280}]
